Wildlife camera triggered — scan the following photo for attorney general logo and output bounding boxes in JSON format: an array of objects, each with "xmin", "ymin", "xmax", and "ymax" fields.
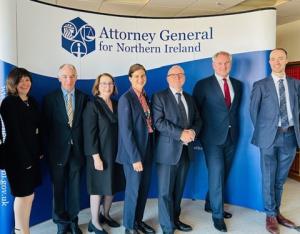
[{"xmin": 61, "ymin": 17, "xmax": 95, "ymax": 58}]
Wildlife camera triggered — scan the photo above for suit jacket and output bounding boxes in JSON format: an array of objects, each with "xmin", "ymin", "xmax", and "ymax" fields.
[
  {"xmin": 43, "ymin": 88, "xmax": 88, "ymax": 169},
  {"xmin": 116, "ymin": 88, "xmax": 152, "ymax": 165},
  {"xmin": 152, "ymin": 88, "xmax": 202, "ymax": 165},
  {"xmin": 193, "ymin": 75, "xmax": 243, "ymax": 145},
  {"xmin": 250, "ymin": 76, "xmax": 300, "ymax": 148},
  {"xmin": 0, "ymin": 95, "xmax": 41, "ymax": 169},
  {"xmin": 83, "ymin": 97, "xmax": 118, "ymax": 158}
]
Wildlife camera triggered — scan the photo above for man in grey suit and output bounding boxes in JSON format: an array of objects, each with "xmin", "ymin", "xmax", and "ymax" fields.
[
  {"xmin": 250, "ymin": 48, "xmax": 300, "ymax": 234},
  {"xmin": 152, "ymin": 65, "xmax": 201, "ymax": 234},
  {"xmin": 193, "ymin": 51, "xmax": 243, "ymax": 232}
]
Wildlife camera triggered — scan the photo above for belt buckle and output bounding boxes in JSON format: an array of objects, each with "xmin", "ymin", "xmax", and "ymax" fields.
[
  {"xmin": 279, "ymin": 126, "xmax": 291, "ymax": 133},
  {"xmin": 282, "ymin": 127, "xmax": 289, "ymax": 133}
]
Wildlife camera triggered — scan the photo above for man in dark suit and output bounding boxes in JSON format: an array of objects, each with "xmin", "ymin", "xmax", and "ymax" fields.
[
  {"xmin": 193, "ymin": 51, "xmax": 243, "ymax": 232},
  {"xmin": 43, "ymin": 64, "xmax": 88, "ymax": 234},
  {"xmin": 152, "ymin": 65, "xmax": 201, "ymax": 234},
  {"xmin": 250, "ymin": 48, "xmax": 300, "ymax": 234}
]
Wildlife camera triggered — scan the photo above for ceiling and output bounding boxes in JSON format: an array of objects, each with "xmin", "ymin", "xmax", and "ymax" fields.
[{"xmin": 35, "ymin": 0, "xmax": 300, "ymax": 25}]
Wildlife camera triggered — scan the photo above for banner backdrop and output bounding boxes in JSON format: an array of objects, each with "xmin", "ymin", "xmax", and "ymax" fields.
[
  {"xmin": 0, "ymin": 1, "xmax": 18, "ymax": 234},
  {"xmin": 0, "ymin": 0, "xmax": 275, "ymax": 233}
]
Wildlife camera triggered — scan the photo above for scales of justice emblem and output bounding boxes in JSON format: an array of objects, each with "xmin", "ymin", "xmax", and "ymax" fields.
[{"xmin": 61, "ymin": 17, "xmax": 96, "ymax": 58}]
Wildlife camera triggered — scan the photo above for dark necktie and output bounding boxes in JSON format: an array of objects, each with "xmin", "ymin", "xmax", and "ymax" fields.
[
  {"xmin": 278, "ymin": 79, "xmax": 289, "ymax": 128},
  {"xmin": 176, "ymin": 93, "xmax": 188, "ymax": 128},
  {"xmin": 223, "ymin": 78, "xmax": 231, "ymax": 109}
]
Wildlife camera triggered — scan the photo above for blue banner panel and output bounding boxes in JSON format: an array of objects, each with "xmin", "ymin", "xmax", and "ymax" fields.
[
  {"xmin": 19, "ymin": 50, "xmax": 270, "ymax": 227},
  {"xmin": 0, "ymin": 60, "xmax": 15, "ymax": 234}
]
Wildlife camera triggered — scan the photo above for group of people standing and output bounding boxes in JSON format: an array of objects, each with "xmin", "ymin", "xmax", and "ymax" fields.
[{"xmin": 0, "ymin": 48, "xmax": 298, "ymax": 234}]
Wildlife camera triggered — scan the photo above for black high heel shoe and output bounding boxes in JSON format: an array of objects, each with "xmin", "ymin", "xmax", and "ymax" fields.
[
  {"xmin": 99, "ymin": 213, "xmax": 121, "ymax": 227},
  {"xmin": 88, "ymin": 221, "xmax": 108, "ymax": 234}
]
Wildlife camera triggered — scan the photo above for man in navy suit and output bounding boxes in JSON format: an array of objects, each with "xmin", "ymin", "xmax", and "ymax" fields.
[
  {"xmin": 152, "ymin": 65, "xmax": 201, "ymax": 234},
  {"xmin": 250, "ymin": 48, "xmax": 300, "ymax": 234},
  {"xmin": 43, "ymin": 64, "xmax": 88, "ymax": 234},
  {"xmin": 193, "ymin": 51, "xmax": 243, "ymax": 232}
]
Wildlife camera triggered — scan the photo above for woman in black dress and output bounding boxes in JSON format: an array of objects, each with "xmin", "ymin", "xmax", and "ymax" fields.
[
  {"xmin": 83, "ymin": 73, "xmax": 124, "ymax": 234},
  {"xmin": 0, "ymin": 118, "xmax": 3, "ymax": 169},
  {"xmin": 0, "ymin": 67, "xmax": 42, "ymax": 234}
]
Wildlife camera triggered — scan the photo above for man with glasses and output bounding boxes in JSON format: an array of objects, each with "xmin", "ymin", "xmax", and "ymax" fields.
[
  {"xmin": 152, "ymin": 65, "xmax": 201, "ymax": 234},
  {"xmin": 193, "ymin": 51, "xmax": 243, "ymax": 232}
]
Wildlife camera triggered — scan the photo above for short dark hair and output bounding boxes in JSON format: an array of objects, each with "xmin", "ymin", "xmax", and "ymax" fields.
[
  {"xmin": 271, "ymin": 48, "xmax": 288, "ymax": 56},
  {"xmin": 92, "ymin": 73, "xmax": 118, "ymax": 96},
  {"xmin": 6, "ymin": 67, "xmax": 32, "ymax": 96},
  {"xmin": 128, "ymin": 64, "xmax": 146, "ymax": 77}
]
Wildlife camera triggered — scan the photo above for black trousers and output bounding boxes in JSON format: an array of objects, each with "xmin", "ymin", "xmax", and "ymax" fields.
[{"xmin": 50, "ymin": 152, "xmax": 81, "ymax": 223}]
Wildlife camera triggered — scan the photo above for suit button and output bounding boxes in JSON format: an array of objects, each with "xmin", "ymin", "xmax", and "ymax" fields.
[{"xmin": 229, "ymin": 125, "xmax": 232, "ymax": 128}]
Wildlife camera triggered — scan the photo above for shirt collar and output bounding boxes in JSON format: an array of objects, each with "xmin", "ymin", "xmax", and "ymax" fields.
[
  {"xmin": 215, "ymin": 73, "xmax": 229, "ymax": 82},
  {"xmin": 132, "ymin": 87, "xmax": 145, "ymax": 98},
  {"xmin": 61, "ymin": 87, "xmax": 75, "ymax": 97},
  {"xmin": 169, "ymin": 87, "xmax": 183, "ymax": 96},
  {"xmin": 271, "ymin": 73, "xmax": 286, "ymax": 81}
]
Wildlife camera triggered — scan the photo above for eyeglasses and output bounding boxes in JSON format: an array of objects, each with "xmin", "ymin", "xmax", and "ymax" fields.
[
  {"xmin": 99, "ymin": 82, "xmax": 114, "ymax": 87},
  {"xmin": 167, "ymin": 73, "xmax": 185, "ymax": 78}
]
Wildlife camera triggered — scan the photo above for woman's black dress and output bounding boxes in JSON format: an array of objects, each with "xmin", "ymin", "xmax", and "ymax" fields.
[
  {"xmin": 0, "ymin": 95, "xmax": 42, "ymax": 197},
  {"xmin": 83, "ymin": 97, "xmax": 124, "ymax": 195}
]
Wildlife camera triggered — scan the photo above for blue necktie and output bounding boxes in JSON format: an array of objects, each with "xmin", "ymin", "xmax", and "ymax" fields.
[{"xmin": 278, "ymin": 79, "xmax": 289, "ymax": 128}]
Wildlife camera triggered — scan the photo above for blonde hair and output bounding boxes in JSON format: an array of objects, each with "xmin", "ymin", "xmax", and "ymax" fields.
[
  {"xmin": 212, "ymin": 51, "xmax": 232, "ymax": 62},
  {"xmin": 58, "ymin": 64, "xmax": 77, "ymax": 78}
]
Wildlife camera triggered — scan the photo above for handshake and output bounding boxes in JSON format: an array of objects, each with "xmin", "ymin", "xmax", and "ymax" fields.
[{"xmin": 180, "ymin": 129, "xmax": 196, "ymax": 145}]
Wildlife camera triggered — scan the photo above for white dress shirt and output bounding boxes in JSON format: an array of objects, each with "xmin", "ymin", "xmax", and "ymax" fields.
[
  {"xmin": 215, "ymin": 73, "xmax": 235, "ymax": 101},
  {"xmin": 271, "ymin": 74, "xmax": 294, "ymax": 127},
  {"xmin": 169, "ymin": 87, "xmax": 189, "ymax": 121}
]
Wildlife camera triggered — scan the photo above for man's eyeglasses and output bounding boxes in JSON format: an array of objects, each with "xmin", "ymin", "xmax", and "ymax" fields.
[{"xmin": 167, "ymin": 73, "xmax": 185, "ymax": 78}]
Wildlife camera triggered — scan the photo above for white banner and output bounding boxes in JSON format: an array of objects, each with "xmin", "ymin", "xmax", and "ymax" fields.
[{"xmin": 16, "ymin": 0, "xmax": 275, "ymax": 78}]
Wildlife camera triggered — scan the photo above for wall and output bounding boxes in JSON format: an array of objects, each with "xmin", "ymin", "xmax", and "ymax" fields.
[{"xmin": 277, "ymin": 19, "xmax": 300, "ymax": 62}]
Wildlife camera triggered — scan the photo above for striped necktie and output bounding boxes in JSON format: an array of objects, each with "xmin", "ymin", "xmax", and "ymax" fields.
[{"xmin": 66, "ymin": 93, "xmax": 73, "ymax": 127}]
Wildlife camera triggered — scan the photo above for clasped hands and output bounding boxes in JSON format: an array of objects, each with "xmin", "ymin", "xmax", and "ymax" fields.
[{"xmin": 180, "ymin": 129, "xmax": 196, "ymax": 144}]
